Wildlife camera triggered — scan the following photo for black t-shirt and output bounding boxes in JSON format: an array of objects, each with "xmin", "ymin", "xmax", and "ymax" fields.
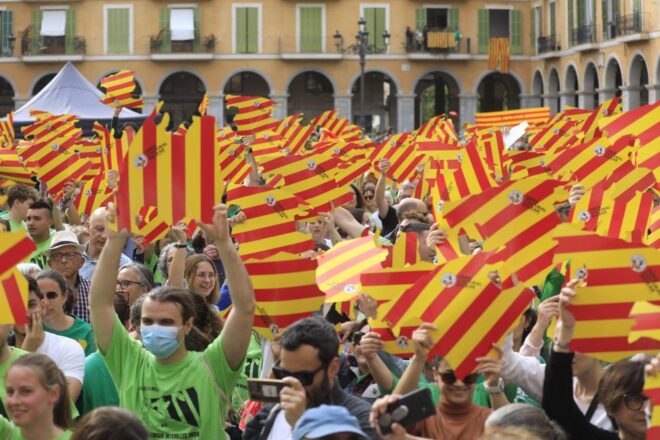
[{"xmin": 379, "ymin": 205, "xmax": 398, "ymax": 238}]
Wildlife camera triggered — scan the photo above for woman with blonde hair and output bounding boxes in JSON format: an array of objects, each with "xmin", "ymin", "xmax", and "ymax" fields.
[
  {"xmin": 184, "ymin": 254, "xmax": 220, "ymax": 306},
  {"xmin": 1, "ymin": 353, "xmax": 72, "ymax": 439}
]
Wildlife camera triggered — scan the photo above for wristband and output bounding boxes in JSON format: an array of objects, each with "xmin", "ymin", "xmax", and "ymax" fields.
[
  {"xmin": 484, "ymin": 377, "xmax": 504, "ymax": 394},
  {"xmin": 174, "ymin": 243, "xmax": 187, "ymax": 249}
]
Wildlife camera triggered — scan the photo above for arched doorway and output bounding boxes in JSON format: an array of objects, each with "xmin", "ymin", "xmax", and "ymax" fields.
[
  {"xmin": 531, "ymin": 71, "xmax": 544, "ymax": 107},
  {"xmin": 223, "ymin": 71, "xmax": 270, "ymax": 98},
  {"xmin": 97, "ymin": 74, "xmax": 144, "ymax": 114},
  {"xmin": 351, "ymin": 71, "xmax": 398, "ymax": 133},
  {"xmin": 158, "ymin": 71, "xmax": 206, "ymax": 128},
  {"xmin": 583, "ymin": 62, "xmax": 599, "ymax": 108},
  {"xmin": 413, "ymin": 71, "xmax": 459, "ymax": 128},
  {"xmin": 604, "ymin": 58, "xmax": 623, "ymax": 100},
  {"xmin": 287, "ymin": 71, "xmax": 334, "ymax": 119},
  {"xmin": 0, "ymin": 77, "xmax": 14, "ymax": 117},
  {"xmin": 547, "ymin": 68, "xmax": 560, "ymax": 113},
  {"xmin": 32, "ymin": 73, "xmax": 57, "ymax": 96},
  {"xmin": 564, "ymin": 65, "xmax": 579, "ymax": 108},
  {"xmin": 628, "ymin": 54, "xmax": 649, "ymax": 109},
  {"xmin": 476, "ymin": 72, "xmax": 521, "ymax": 112}
]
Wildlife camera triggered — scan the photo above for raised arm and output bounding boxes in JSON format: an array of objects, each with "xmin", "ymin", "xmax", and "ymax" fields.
[
  {"xmin": 520, "ymin": 296, "xmax": 559, "ymax": 358},
  {"xmin": 361, "ymin": 332, "xmax": 395, "ymax": 392},
  {"xmin": 201, "ymin": 205, "xmax": 255, "ymax": 370},
  {"xmin": 375, "ymin": 159, "xmax": 391, "ymax": 219},
  {"xmin": 89, "ymin": 203, "xmax": 128, "ymax": 353},
  {"xmin": 393, "ymin": 323, "xmax": 435, "ymax": 395},
  {"xmin": 166, "ymin": 223, "xmax": 188, "ymax": 288}
]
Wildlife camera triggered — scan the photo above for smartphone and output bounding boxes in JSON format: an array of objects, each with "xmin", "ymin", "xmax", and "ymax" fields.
[
  {"xmin": 352, "ymin": 331, "xmax": 364, "ymax": 345},
  {"xmin": 247, "ymin": 378, "xmax": 286, "ymax": 404},
  {"xmin": 227, "ymin": 204, "xmax": 241, "ymax": 218},
  {"xmin": 378, "ymin": 387, "xmax": 436, "ymax": 434}
]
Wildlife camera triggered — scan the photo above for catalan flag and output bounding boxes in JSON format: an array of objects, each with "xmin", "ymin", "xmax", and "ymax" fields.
[
  {"xmin": 632, "ymin": 124, "xmax": 659, "ymax": 171},
  {"xmin": 474, "ymin": 107, "xmax": 550, "ymax": 128},
  {"xmin": 368, "ymin": 132, "xmax": 426, "ymax": 183},
  {"xmin": 99, "ymin": 70, "xmax": 144, "ymax": 109},
  {"xmin": 645, "ymin": 207, "xmax": 660, "ymax": 249},
  {"xmin": 37, "ymin": 151, "xmax": 93, "ymax": 195},
  {"xmin": 0, "ymin": 268, "xmax": 29, "ymax": 325},
  {"xmin": 197, "ymin": 92, "xmax": 209, "ymax": 116},
  {"xmin": 628, "ymin": 301, "xmax": 660, "ymax": 343},
  {"xmin": 73, "ymin": 174, "xmax": 114, "ymax": 216},
  {"xmin": 93, "ymin": 122, "xmax": 129, "ymax": 173},
  {"xmin": 452, "ymin": 139, "xmax": 497, "ymax": 196},
  {"xmin": 577, "ymin": 97, "xmax": 622, "ymax": 142},
  {"xmin": 487, "ymin": 37, "xmax": 510, "ymax": 73},
  {"xmin": 224, "ymin": 95, "xmax": 279, "ymax": 135},
  {"xmin": 275, "ymin": 114, "xmax": 314, "ymax": 155},
  {"xmin": 244, "ymin": 252, "xmax": 326, "ymax": 339},
  {"xmin": 134, "ymin": 205, "xmax": 170, "ymax": 246},
  {"xmin": 316, "ymin": 236, "xmax": 388, "ymax": 303},
  {"xmin": 551, "ymin": 225, "xmax": 660, "ymax": 361},
  {"xmin": 601, "ymin": 161, "xmax": 658, "ymax": 203},
  {"xmin": 382, "ymin": 232, "xmax": 421, "ymax": 268},
  {"xmin": 217, "ymin": 129, "xmax": 251, "ymax": 184},
  {"xmin": 529, "ymin": 120, "xmax": 581, "ymax": 153},
  {"xmin": 0, "ymin": 112, "xmax": 14, "ymax": 148},
  {"xmin": 311, "ymin": 110, "xmax": 349, "ymax": 136},
  {"xmin": 599, "ymin": 100, "xmax": 659, "ymax": 145},
  {"xmin": 21, "ymin": 113, "xmax": 77, "ymax": 141},
  {"xmin": 0, "ymin": 230, "xmax": 37, "ymax": 273},
  {"xmin": 645, "ymin": 375, "xmax": 660, "ymax": 439},
  {"xmin": 476, "ymin": 131, "xmax": 507, "ymax": 179},
  {"xmin": 597, "ymin": 191, "xmax": 654, "ymax": 243},
  {"xmin": 0, "ymin": 149, "xmax": 35, "ymax": 184},
  {"xmin": 226, "ymin": 185, "xmax": 314, "ymax": 260}
]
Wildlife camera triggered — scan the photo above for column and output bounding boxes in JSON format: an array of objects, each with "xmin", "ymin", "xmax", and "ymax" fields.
[
  {"xmin": 542, "ymin": 94, "xmax": 559, "ymax": 114},
  {"xmin": 143, "ymin": 95, "xmax": 159, "ymax": 115},
  {"xmin": 647, "ymin": 84, "xmax": 660, "ymax": 104},
  {"xmin": 458, "ymin": 94, "xmax": 478, "ymax": 125},
  {"xmin": 577, "ymin": 90, "xmax": 595, "ymax": 109},
  {"xmin": 597, "ymin": 88, "xmax": 616, "ymax": 102},
  {"xmin": 619, "ymin": 85, "xmax": 642, "ymax": 111},
  {"xmin": 13, "ymin": 96, "xmax": 29, "ymax": 110},
  {"xmin": 396, "ymin": 94, "xmax": 415, "ymax": 132},
  {"xmin": 333, "ymin": 95, "xmax": 352, "ymax": 121},
  {"xmin": 559, "ymin": 91, "xmax": 576, "ymax": 110},
  {"xmin": 208, "ymin": 93, "xmax": 223, "ymax": 121},
  {"xmin": 518, "ymin": 94, "xmax": 538, "ymax": 108},
  {"xmin": 270, "ymin": 94, "xmax": 288, "ymax": 120}
]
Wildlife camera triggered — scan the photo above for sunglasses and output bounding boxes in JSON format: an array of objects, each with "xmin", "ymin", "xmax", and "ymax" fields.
[
  {"xmin": 438, "ymin": 370, "xmax": 479, "ymax": 386},
  {"xmin": 271, "ymin": 364, "xmax": 326, "ymax": 386},
  {"xmin": 44, "ymin": 291, "xmax": 61, "ymax": 300},
  {"xmin": 364, "ymin": 194, "xmax": 374, "ymax": 201},
  {"xmin": 622, "ymin": 393, "xmax": 649, "ymax": 411}
]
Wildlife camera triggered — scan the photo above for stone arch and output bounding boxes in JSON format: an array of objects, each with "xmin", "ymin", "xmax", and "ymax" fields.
[
  {"xmin": 412, "ymin": 70, "xmax": 461, "ymax": 128},
  {"xmin": 476, "ymin": 72, "xmax": 522, "ymax": 112},
  {"xmin": 604, "ymin": 56, "xmax": 623, "ymax": 99},
  {"xmin": 350, "ymin": 70, "xmax": 399, "ymax": 132},
  {"xmin": 221, "ymin": 68, "xmax": 274, "ymax": 97},
  {"xmin": 627, "ymin": 52, "xmax": 649, "ymax": 108},
  {"xmin": 31, "ymin": 72, "xmax": 58, "ymax": 96},
  {"xmin": 158, "ymin": 71, "xmax": 206, "ymax": 128},
  {"xmin": 583, "ymin": 61, "xmax": 600, "ymax": 108},
  {"xmin": 564, "ymin": 64, "xmax": 579, "ymax": 108},
  {"xmin": 530, "ymin": 70, "xmax": 544, "ymax": 108},
  {"xmin": 0, "ymin": 76, "xmax": 15, "ymax": 117},
  {"xmin": 547, "ymin": 68, "xmax": 560, "ymax": 113},
  {"xmin": 223, "ymin": 71, "xmax": 271, "ymax": 98},
  {"xmin": 284, "ymin": 67, "xmax": 337, "ymax": 98},
  {"xmin": 286, "ymin": 70, "xmax": 335, "ymax": 118}
]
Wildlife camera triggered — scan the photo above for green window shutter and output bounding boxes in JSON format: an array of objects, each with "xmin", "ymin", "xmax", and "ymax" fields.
[
  {"xmin": 65, "ymin": 9, "xmax": 76, "ymax": 54},
  {"xmin": 577, "ymin": 0, "xmax": 585, "ymax": 27},
  {"xmin": 477, "ymin": 9, "xmax": 489, "ymax": 54},
  {"xmin": 448, "ymin": 8, "xmax": 459, "ymax": 31},
  {"xmin": 632, "ymin": 0, "xmax": 641, "ymax": 29},
  {"xmin": 530, "ymin": 8, "xmax": 536, "ymax": 53},
  {"xmin": 2, "ymin": 11, "xmax": 13, "ymax": 56},
  {"xmin": 236, "ymin": 7, "xmax": 246, "ymax": 53},
  {"xmin": 107, "ymin": 8, "xmax": 129, "ymax": 54},
  {"xmin": 31, "ymin": 10, "xmax": 42, "ymax": 55},
  {"xmin": 364, "ymin": 8, "xmax": 375, "ymax": 47},
  {"xmin": 374, "ymin": 7, "xmax": 385, "ymax": 50},
  {"xmin": 193, "ymin": 7, "xmax": 201, "ymax": 51},
  {"xmin": 246, "ymin": 7, "xmax": 258, "ymax": 53},
  {"xmin": 550, "ymin": 3, "xmax": 556, "ymax": 38},
  {"xmin": 159, "ymin": 7, "xmax": 170, "ymax": 52},
  {"xmin": 415, "ymin": 8, "xmax": 426, "ymax": 30},
  {"xmin": 601, "ymin": 0, "xmax": 607, "ymax": 39},
  {"xmin": 510, "ymin": 9, "xmax": 522, "ymax": 54},
  {"xmin": 300, "ymin": 7, "xmax": 322, "ymax": 53},
  {"xmin": 568, "ymin": 0, "xmax": 574, "ymax": 45}
]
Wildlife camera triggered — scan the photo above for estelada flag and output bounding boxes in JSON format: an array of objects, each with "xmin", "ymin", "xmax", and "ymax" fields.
[
  {"xmin": 0, "ymin": 149, "xmax": 35, "ymax": 184},
  {"xmin": 226, "ymin": 184, "xmax": 315, "ymax": 260},
  {"xmin": 244, "ymin": 252, "xmax": 326, "ymax": 340},
  {"xmin": 628, "ymin": 301, "xmax": 660, "ymax": 343},
  {"xmin": 645, "ymin": 375, "xmax": 660, "ymax": 439},
  {"xmin": 99, "ymin": 70, "xmax": 143, "ymax": 109},
  {"xmin": 224, "ymin": 95, "xmax": 279, "ymax": 135},
  {"xmin": 551, "ymin": 225, "xmax": 660, "ymax": 361},
  {"xmin": 0, "ymin": 268, "xmax": 29, "ymax": 325},
  {"xmin": 316, "ymin": 236, "xmax": 388, "ymax": 303}
]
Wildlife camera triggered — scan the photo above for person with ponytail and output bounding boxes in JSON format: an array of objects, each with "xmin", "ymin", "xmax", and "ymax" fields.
[{"xmin": 1, "ymin": 352, "xmax": 72, "ymax": 439}]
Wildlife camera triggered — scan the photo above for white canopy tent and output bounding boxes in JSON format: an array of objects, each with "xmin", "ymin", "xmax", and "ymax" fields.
[{"xmin": 14, "ymin": 62, "xmax": 143, "ymax": 123}]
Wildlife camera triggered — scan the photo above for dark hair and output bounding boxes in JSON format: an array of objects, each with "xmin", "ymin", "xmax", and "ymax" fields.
[
  {"xmin": 350, "ymin": 208, "xmax": 366, "ymax": 224},
  {"xmin": 28, "ymin": 199, "xmax": 53, "ymax": 218},
  {"xmin": 7, "ymin": 184, "xmax": 38, "ymax": 208},
  {"xmin": 144, "ymin": 286, "xmax": 196, "ymax": 323},
  {"xmin": 184, "ymin": 254, "xmax": 220, "ymax": 304},
  {"xmin": 185, "ymin": 293, "xmax": 223, "ymax": 351},
  {"xmin": 130, "ymin": 294, "xmax": 146, "ymax": 329},
  {"xmin": 8, "ymin": 353, "xmax": 72, "ymax": 429},
  {"xmin": 119, "ymin": 263, "xmax": 155, "ymax": 291},
  {"xmin": 520, "ymin": 308, "xmax": 538, "ymax": 347},
  {"xmin": 349, "ymin": 184, "xmax": 365, "ymax": 209},
  {"xmin": 281, "ymin": 317, "xmax": 339, "ymax": 366},
  {"xmin": 36, "ymin": 269, "xmax": 76, "ymax": 313},
  {"xmin": 71, "ymin": 407, "xmax": 149, "ymax": 440},
  {"xmin": 26, "ymin": 275, "xmax": 42, "ymax": 299},
  {"xmin": 598, "ymin": 360, "xmax": 645, "ymax": 414},
  {"xmin": 114, "ymin": 295, "xmax": 131, "ymax": 326}
]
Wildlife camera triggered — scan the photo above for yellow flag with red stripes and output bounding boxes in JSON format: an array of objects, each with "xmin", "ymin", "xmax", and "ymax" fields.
[
  {"xmin": 0, "ymin": 112, "xmax": 14, "ymax": 148},
  {"xmin": 0, "ymin": 149, "xmax": 35, "ymax": 184},
  {"xmin": 599, "ymin": 100, "xmax": 658, "ymax": 145},
  {"xmin": 628, "ymin": 301, "xmax": 660, "ymax": 343},
  {"xmin": 134, "ymin": 206, "xmax": 171, "ymax": 246},
  {"xmin": 197, "ymin": 92, "xmax": 209, "ymax": 116},
  {"xmin": 368, "ymin": 132, "xmax": 427, "ymax": 183},
  {"xmin": 225, "ymin": 95, "xmax": 279, "ymax": 135},
  {"xmin": 100, "ymin": 70, "xmax": 143, "ymax": 109},
  {"xmin": 0, "ymin": 230, "xmax": 36, "ymax": 324},
  {"xmin": 577, "ymin": 97, "xmax": 622, "ymax": 142}
]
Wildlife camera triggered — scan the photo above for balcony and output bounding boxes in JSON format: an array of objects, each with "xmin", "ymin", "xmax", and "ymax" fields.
[
  {"xmin": 149, "ymin": 30, "xmax": 215, "ymax": 60},
  {"xmin": 402, "ymin": 28, "xmax": 471, "ymax": 59},
  {"xmin": 537, "ymin": 35, "xmax": 560, "ymax": 54},
  {"xmin": 21, "ymin": 33, "xmax": 85, "ymax": 62},
  {"xmin": 278, "ymin": 37, "xmax": 342, "ymax": 59},
  {"xmin": 603, "ymin": 12, "xmax": 649, "ymax": 42},
  {"xmin": 571, "ymin": 24, "xmax": 597, "ymax": 50}
]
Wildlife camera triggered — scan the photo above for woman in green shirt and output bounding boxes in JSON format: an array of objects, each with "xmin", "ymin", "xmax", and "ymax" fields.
[
  {"xmin": 1, "ymin": 353, "xmax": 72, "ymax": 440},
  {"xmin": 37, "ymin": 270, "xmax": 97, "ymax": 356}
]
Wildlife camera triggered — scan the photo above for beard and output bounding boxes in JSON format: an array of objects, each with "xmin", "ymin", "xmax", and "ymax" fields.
[{"xmin": 306, "ymin": 370, "xmax": 332, "ymax": 408}]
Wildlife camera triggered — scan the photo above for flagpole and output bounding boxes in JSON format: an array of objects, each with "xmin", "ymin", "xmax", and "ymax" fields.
[{"xmin": 357, "ymin": 17, "xmax": 367, "ymax": 130}]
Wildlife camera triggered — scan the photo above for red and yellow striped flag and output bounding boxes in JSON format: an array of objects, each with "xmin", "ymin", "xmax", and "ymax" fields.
[
  {"xmin": 628, "ymin": 301, "xmax": 660, "ymax": 343},
  {"xmin": 316, "ymin": 236, "xmax": 388, "ymax": 303},
  {"xmin": 368, "ymin": 132, "xmax": 426, "ymax": 183},
  {"xmin": 225, "ymin": 95, "xmax": 279, "ymax": 135},
  {"xmin": 476, "ymin": 131, "xmax": 507, "ymax": 180},
  {"xmin": 21, "ymin": 114, "xmax": 77, "ymax": 141},
  {"xmin": 452, "ymin": 139, "xmax": 497, "ymax": 196},
  {"xmin": 275, "ymin": 114, "xmax": 314, "ymax": 155},
  {"xmin": 0, "ymin": 230, "xmax": 36, "ymax": 325},
  {"xmin": 244, "ymin": 252, "xmax": 326, "ymax": 339},
  {"xmin": 632, "ymin": 125, "xmax": 659, "ymax": 171},
  {"xmin": 0, "ymin": 112, "xmax": 14, "ymax": 148},
  {"xmin": 529, "ymin": 120, "xmax": 581, "ymax": 152},
  {"xmin": 577, "ymin": 97, "xmax": 622, "ymax": 142},
  {"xmin": 73, "ymin": 174, "xmax": 114, "ymax": 216},
  {"xmin": 645, "ymin": 207, "xmax": 660, "ymax": 249},
  {"xmin": 99, "ymin": 70, "xmax": 143, "ymax": 109},
  {"xmin": 474, "ymin": 108, "xmax": 550, "ymax": 128},
  {"xmin": 311, "ymin": 110, "xmax": 349, "ymax": 136},
  {"xmin": 226, "ymin": 185, "xmax": 315, "ymax": 260},
  {"xmin": 601, "ymin": 161, "xmax": 658, "ymax": 203},
  {"xmin": 551, "ymin": 225, "xmax": 660, "ymax": 361},
  {"xmin": 487, "ymin": 37, "xmax": 510, "ymax": 73},
  {"xmin": 383, "ymin": 232, "xmax": 421, "ymax": 268},
  {"xmin": 0, "ymin": 149, "xmax": 35, "ymax": 184},
  {"xmin": 599, "ymin": 100, "xmax": 659, "ymax": 145},
  {"xmin": 197, "ymin": 92, "xmax": 209, "ymax": 116},
  {"xmin": 217, "ymin": 129, "xmax": 251, "ymax": 184},
  {"xmin": 645, "ymin": 375, "xmax": 660, "ymax": 439},
  {"xmin": 134, "ymin": 205, "xmax": 170, "ymax": 246}
]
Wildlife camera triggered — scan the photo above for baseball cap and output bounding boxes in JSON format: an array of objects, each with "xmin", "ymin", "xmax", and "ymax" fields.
[{"xmin": 293, "ymin": 405, "xmax": 368, "ymax": 440}]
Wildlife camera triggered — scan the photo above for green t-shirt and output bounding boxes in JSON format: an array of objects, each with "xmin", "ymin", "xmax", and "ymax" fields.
[
  {"xmin": 29, "ymin": 231, "xmax": 54, "ymax": 269},
  {"xmin": 231, "ymin": 333, "xmax": 262, "ymax": 412},
  {"xmin": 101, "ymin": 316, "xmax": 243, "ymax": 439},
  {"xmin": 0, "ymin": 417, "xmax": 71, "ymax": 440},
  {"xmin": 0, "ymin": 212, "xmax": 25, "ymax": 233},
  {"xmin": 45, "ymin": 316, "xmax": 97, "ymax": 357},
  {"xmin": 76, "ymin": 351, "xmax": 119, "ymax": 416},
  {"xmin": 0, "ymin": 348, "xmax": 27, "ymax": 402}
]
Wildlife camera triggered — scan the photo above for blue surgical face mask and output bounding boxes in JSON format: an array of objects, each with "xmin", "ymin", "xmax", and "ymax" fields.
[{"xmin": 140, "ymin": 324, "xmax": 182, "ymax": 358}]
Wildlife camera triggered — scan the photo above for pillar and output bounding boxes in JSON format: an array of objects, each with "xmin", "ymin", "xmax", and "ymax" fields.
[
  {"xmin": 208, "ymin": 93, "xmax": 223, "ymax": 121},
  {"xmin": 13, "ymin": 96, "xmax": 29, "ymax": 110},
  {"xmin": 559, "ymin": 91, "xmax": 576, "ymax": 110},
  {"xmin": 333, "ymin": 95, "xmax": 352, "ymax": 121},
  {"xmin": 518, "ymin": 94, "xmax": 538, "ymax": 108},
  {"xmin": 597, "ymin": 88, "xmax": 616, "ymax": 102},
  {"xmin": 647, "ymin": 84, "xmax": 660, "ymax": 104},
  {"xmin": 619, "ymin": 85, "xmax": 642, "ymax": 111},
  {"xmin": 577, "ymin": 90, "xmax": 595, "ymax": 109},
  {"xmin": 143, "ymin": 95, "xmax": 159, "ymax": 115},
  {"xmin": 270, "ymin": 94, "xmax": 288, "ymax": 120},
  {"xmin": 396, "ymin": 94, "xmax": 415, "ymax": 132},
  {"xmin": 458, "ymin": 94, "xmax": 478, "ymax": 125},
  {"xmin": 542, "ymin": 94, "xmax": 559, "ymax": 114}
]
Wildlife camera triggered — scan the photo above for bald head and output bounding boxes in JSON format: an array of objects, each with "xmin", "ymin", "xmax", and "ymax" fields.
[
  {"xmin": 87, "ymin": 207, "xmax": 109, "ymax": 258},
  {"xmin": 396, "ymin": 197, "xmax": 427, "ymax": 221}
]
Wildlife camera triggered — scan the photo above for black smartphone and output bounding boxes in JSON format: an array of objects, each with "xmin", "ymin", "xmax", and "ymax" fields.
[
  {"xmin": 378, "ymin": 387, "xmax": 436, "ymax": 434},
  {"xmin": 352, "ymin": 331, "xmax": 364, "ymax": 345},
  {"xmin": 247, "ymin": 378, "xmax": 286, "ymax": 404}
]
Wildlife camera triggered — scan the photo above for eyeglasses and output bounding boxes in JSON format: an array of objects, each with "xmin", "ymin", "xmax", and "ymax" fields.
[
  {"xmin": 116, "ymin": 280, "xmax": 144, "ymax": 290},
  {"xmin": 437, "ymin": 370, "xmax": 479, "ymax": 386},
  {"xmin": 622, "ymin": 394, "xmax": 649, "ymax": 411},
  {"xmin": 364, "ymin": 194, "xmax": 374, "ymax": 201},
  {"xmin": 49, "ymin": 252, "xmax": 81, "ymax": 261},
  {"xmin": 271, "ymin": 363, "xmax": 326, "ymax": 386},
  {"xmin": 44, "ymin": 291, "xmax": 61, "ymax": 300}
]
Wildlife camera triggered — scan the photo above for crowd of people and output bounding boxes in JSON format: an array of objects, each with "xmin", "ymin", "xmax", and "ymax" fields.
[{"xmin": 0, "ymin": 116, "xmax": 658, "ymax": 440}]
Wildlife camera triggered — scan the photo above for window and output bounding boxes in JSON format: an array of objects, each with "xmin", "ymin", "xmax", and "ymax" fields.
[
  {"xmin": 532, "ymin": 5, "xmax": 540, "ymax": 53},
  {"xmin": 32, "ymin": 8, "xmax": 76, "ymax": 55},
  {"xmin": 549, "ymin": 2, "xmax": 556, "ymax": 39},
  {"xmin": 477, "ymin": 8, "xmax": 521, "ymax": 54},
  {"xmin": 0, "ymin": 10, "xmax": 13, "ymax": 56},
  {"xmin": 234, "ymin": 4, "xmax": 260, "ymax": 54},
  {"xmin": 297, "ymin": 5, "xmax": 324, "ymax": 53},
  {"xmin": 157, "ymin": 6, "xmax": 200, "ymax": 53},
  {"xmin": 104, "ymin": 5, "xmax": 132, "ymax": 54},
  {"xmin": 415, "ymin": 8, "xmax": 459, "ymax": 31},
  {"xmin": 360, "ymin": 5, "xmax": 388, "ymax": 51}
]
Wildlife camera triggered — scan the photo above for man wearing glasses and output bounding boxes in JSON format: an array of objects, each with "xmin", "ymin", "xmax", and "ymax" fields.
[
  {"xmin": 244, "ymin": 317, "xmax": 380, "ymax": 439},
  {"xmin": 46, "ymin": 230, "xmax": 92, "ymax": 323}
]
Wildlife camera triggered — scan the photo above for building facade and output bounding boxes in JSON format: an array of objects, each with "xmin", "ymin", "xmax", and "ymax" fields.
[{"xmin": 0, "ymin": 0, "xmax": 657, "ymax": 130}]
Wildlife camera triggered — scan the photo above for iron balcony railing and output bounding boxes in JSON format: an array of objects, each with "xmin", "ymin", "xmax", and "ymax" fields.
[
  {"xmin": 537, "ymin": 35, "xmax": 559, "ymax": 53},
  {"xmin": 572, "ymin": 23, "xmax": 595, "ymax": 45}
]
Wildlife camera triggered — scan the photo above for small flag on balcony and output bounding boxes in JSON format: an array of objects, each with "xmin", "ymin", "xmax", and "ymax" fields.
[
  {"xmin": 100, "ymin": 70, "xmax": 144, "ymax": 109},
  {"xmin": 487, "ymin": 37, "xmax": 510, "ymax": 73}
]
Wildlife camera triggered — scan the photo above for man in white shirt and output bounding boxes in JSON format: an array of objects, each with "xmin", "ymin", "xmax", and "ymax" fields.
[{"xmin": 13, "ymin": 276, "xmax": 85, "ymax": 401}]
